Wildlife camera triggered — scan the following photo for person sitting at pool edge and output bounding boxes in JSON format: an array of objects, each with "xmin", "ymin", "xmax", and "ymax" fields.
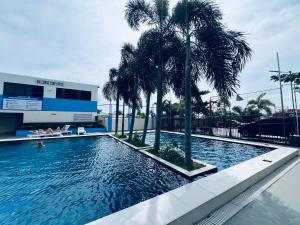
[
  {"xmin": 56, "ymin": 127, "xmax": 61, "ymax": 133},
  {"xmin": 47, "ymin": 128, "xmax": 53, "ymax": 134}
]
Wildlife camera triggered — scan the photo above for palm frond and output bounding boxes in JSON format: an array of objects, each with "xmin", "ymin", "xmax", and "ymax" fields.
[
  {"xmin": 125, "ymin": 0, "xmax": 154, "ymax": 30},
  {"xmin": 102, "ymin": 81, "xmax": 117, "ymax": 101},
  {"xmin": 153, "ymin": 0, "xmax": 170, "ymax": 24}
]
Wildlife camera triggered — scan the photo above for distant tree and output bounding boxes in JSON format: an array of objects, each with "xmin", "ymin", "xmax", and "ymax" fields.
[
  {"xmin": 192, "ymin": 90, "xmax": 209, "ymax": 116},
  {"xmin": 246, "ymin": 93, "xmax": 275, "ymax": 115},
  {"xmin": 231, "ymin": 106, "xmax": 244, "ymax": 117},
  {"xmin": 136, "ymin": 111, "xmax": 146, "ymax": 118},
  {"xmin": 102, "ymin": 68, "xmax": 120, "ymax": 135},
  {"xmin": 271, "ymin": 71, "xmax": 300, "ymax": 116}
]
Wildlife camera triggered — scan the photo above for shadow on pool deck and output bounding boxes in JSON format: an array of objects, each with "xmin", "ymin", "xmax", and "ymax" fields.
[{"xmin": 225, "ymin": 161, "xmax": 300, "ymax": 225}]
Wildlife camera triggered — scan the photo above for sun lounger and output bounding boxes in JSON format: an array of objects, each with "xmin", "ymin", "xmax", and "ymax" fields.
[
  {"xmin": 61, "ymin": 125, "xmax": 72, "ymax": 135},
  {"xmin": 77, "ymin": 127, "xmax": 87, "ymax": 135}
]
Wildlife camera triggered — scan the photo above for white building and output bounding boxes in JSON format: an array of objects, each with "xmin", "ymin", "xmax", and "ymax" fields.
[{"xmin": 0, "ymin": 72, "xmax": 99, "ymax": 134}]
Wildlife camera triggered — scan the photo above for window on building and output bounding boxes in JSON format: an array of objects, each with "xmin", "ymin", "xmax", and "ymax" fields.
[
  {"xmin": 56, "ymin": 88, "xmax": 91, "ymax": 101},
  {"xmin": 3, "ymin": 82, "xmax": 44, "ymax": 98}
]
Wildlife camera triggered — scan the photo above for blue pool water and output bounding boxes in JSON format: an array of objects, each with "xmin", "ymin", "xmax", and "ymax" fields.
[
  {"xmin": 0, "ymin": 137, "xmax": 189, "ymax": 225},
  {"xmin": 146, "ymin": 132, "xmax": 272, "ymax": 170}
]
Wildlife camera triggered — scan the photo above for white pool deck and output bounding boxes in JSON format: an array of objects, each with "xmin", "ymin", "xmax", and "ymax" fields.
[
  {"xmin": 222, "ymin": 157, "xmax": 300, "ymax": 225},
  {"xmin": 0, "ymin": 132, "xmax": 299, "ymax": 225}
]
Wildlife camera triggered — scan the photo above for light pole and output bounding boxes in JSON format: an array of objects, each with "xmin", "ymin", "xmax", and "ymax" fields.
[
  {"xmin": 289, "ymin": 71, "xmax": 296, "ymax": 118},
  {"xmin": 294, "ymin": 85, "xmax": 300, "ymax": 135},
  {"xmin": 269, "ymin": 52, "xmax": 286, "ymax": 140}
]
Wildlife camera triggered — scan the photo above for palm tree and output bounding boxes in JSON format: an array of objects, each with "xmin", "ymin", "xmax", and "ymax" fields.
[
  {"xmin": 118, "ymin": 64, "xmax": 135, "ymax": 137},
  {"xmin": 172, "ymin": 0, "xmax": 252, "ymax": 168},
  {"xmin": 232, "ymin": 106, "xmax": 244, "ymax": 117},
  {"xmin": 136, "ymin": 30, "xmax": 158, "ymax": 144},
  {"xmin": 102, "ymin": 68, "xmax": 120, "ymax": 135},
  {"xmin": 119, "ymin": 43, "xmax": 141, "ymax": 141},
  {"xmin": 192, "ymin": 89, "xmax": 209, "ymax": 117},
  {"xmin": 125, "ymin": 0, "xmax": 171, "ymax": 152},
  {"xmin": 246, "ymin": 93, "xmax": 275, "ymax": 115},
  {"xmin": 271, "ymin": 72, "xmax": 300, "ymax": 117}
]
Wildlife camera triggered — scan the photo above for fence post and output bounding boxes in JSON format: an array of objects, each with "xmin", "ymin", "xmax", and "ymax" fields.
[
  {"xmin": 108, "ymin": 116, "xmax": 113, "ymax": 132},
  {"xmin": 258, "ymin": 115, "xmax": 261, "ymax": 141}
]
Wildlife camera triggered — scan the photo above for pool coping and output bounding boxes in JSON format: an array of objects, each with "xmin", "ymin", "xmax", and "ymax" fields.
[
  {"xmin": 0, "ymin": 132, "xmax": 110, "ymax": 143},
  {"xmin": 85, "ymin": 132, "xmax": 299, "ymax": 225},
  {"xmin": 109, "ymin": 134, "xmax": 218, "ymax": 179}
]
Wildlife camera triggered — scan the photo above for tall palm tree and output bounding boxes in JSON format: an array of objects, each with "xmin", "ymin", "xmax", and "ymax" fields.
[
  {"xmin": 247, "ymin": 93, "xmax": 275, "ymax": 115},
  {"xmin": 119, "ymin": 43, "xmax": 141, "ymax": 141},
  {"xmin": 102, "ymin": 68, "xmax": 120, "ymax": 135},
  {"xmin": 172, "ymin": 0, "xmax": 252, "ymax": 168},
  {"xmin": 125, "ymin": 0, "xmax": 171, "ymax": 151},
  {"xmin": 136, "ymin": 30, "xmax": 158, "ymax": 144},
  {"xmin": 118, "ymin": 63, "xmax": 135, "ymax": 137}
]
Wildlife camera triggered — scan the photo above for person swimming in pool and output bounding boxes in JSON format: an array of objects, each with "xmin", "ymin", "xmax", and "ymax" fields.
[{"xmin": 37, "ymin": 140, "xmax": 45, "ymax": 148}]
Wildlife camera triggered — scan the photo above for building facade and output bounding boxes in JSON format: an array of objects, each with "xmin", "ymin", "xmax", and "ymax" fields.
[{"xmin": 0, "ymin": 72, "xmax": 98, "ymax": 134}]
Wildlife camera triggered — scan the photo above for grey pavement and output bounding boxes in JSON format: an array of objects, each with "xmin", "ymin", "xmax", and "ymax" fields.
[{"xmin": 225, "ymin": 162, "xmax": 300, "ymax": 225}]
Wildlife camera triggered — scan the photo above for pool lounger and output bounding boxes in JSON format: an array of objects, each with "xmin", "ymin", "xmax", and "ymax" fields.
[
  {"xmin": 61, "ymin": 125, "xmax": 72, "ymax": 135},
  {"xmin": 77, "ymin": 127, "xmax": 87, "ymax": 135}
]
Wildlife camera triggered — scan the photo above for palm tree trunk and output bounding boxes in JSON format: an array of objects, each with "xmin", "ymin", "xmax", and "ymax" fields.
[
  {"xmin": 154, "ymin": 2, "xmax": 164, "ymax": 152},
  {"xmin": 184, "ymin": 0, "xmax": 193, "ymax": 169},
  {"xmin": 115, "ymin": 91, "xmax": 120, "ymax": 135},
  {"xmin": 121, "ymin": 101, "xmax": 125, "ymax": 137},
  {"xmin": 142, "ymin": 92, "xmax": 151, "ymax": 144},
  {"xmin": 154, "ymin": 46, "xmax": 163, "ymax": 152},
  {"xmin": 129, "ymin": 75, "xmax": 138, "ymax": 140}
]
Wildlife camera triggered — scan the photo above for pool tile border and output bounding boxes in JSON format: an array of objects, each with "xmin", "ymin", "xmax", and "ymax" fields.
[{"xmin": 0, "ymin": 132, "xmax": 109, "ymax": 143}]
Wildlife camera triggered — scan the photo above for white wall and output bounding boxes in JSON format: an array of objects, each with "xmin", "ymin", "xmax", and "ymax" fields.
[
  {"xmin": 22, "ymin": 111, "xmax": 97, "ymax": 123},
  {"xmin": 103, "ymin": 117, "xmax": 155, "ymax": 132},
  {"xmin": 111, "ymin": 117, "xmax": 129, "ymax": 131}
]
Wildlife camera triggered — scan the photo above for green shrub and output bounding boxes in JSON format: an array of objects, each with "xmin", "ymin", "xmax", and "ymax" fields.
[
  {"xmin": 159, "ymin": 142, "xmax": 184, "ymax": 164},
  {"xmin": 149, "ymin": 141, "xmax": 205, "ymax": 171},
  {"xmin": 125, "ymin": 132, "xmax": 148, "ymax": 147}
]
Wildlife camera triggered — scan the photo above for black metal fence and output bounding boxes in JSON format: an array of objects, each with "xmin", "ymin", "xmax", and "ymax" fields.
[{"xmin": 161, "ymin": 114, "xmax": 299, "ymax": 145}]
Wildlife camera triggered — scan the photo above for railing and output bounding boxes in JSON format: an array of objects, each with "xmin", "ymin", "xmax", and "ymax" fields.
[{"xmin": 160, "ymin": 114, "xmax": 299, "ymax": 145}]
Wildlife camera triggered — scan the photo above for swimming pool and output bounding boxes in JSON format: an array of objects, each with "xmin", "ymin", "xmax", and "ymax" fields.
[
  {"xmin": 146, "ymin": 132, "xmax": 273, "ymax": 170},
  {"xmin": 0, "ymin": 137, "xmax": 189, "ymax": 225}
]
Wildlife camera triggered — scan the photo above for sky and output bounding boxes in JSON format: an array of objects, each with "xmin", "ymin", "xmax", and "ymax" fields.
[{"xmin": 0, "ymin": 0, "xmax": 299, "ymax": 113}]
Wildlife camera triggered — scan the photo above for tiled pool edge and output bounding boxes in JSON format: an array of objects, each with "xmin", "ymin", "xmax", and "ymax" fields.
[
  {"xmin": 109, "ymin": 134, "xmax": 217, "ymax": 179},
  {"xmin": 0, "ymin": 132, "xmax": 110, "ymax": 143},
  {"xmin": 86, "ymin": 144, "xmax": 299, "ymax": 225}
]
